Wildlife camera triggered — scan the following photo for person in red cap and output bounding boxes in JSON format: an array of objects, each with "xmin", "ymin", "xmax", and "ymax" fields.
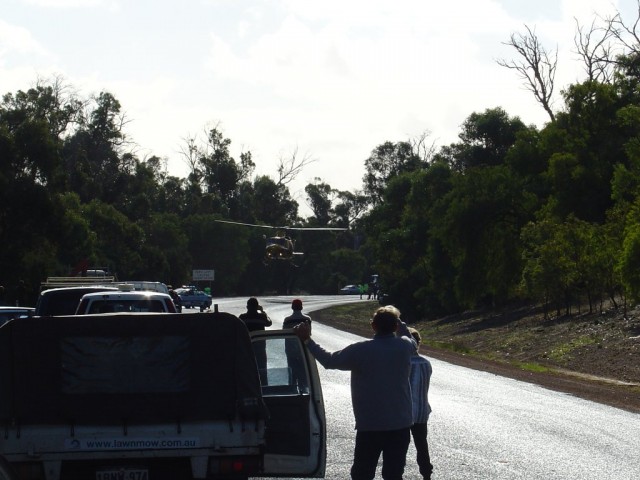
[{"xmin": 283, "ymin": 298, "xmax": 311, "ymax": 330}]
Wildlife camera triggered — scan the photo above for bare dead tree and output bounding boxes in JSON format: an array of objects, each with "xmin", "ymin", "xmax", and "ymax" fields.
[
  {"xmin": 607, "ymin": 3, "xmax": 640, "ymax": 56},
  {"xmin": 574, "ymin": 17, "xmax": 616, "ymax": 83},
  {"xmin": 178, "ymin": 134, "xmax": 202, "ymax": 182},
  {"xmin": 33, "ymin": 74, "xmax": 85, "ymax": 138},
  {"xmin": 276, "ymin": 146, "xmax": 316, "ymax": 186},
  {"xmin": 496, "ymin": 25, "xmax": 557, "ymax": 122},
  {"xmin": 409, "ymin": 130, "xmax": 437, "ymax": 164}
]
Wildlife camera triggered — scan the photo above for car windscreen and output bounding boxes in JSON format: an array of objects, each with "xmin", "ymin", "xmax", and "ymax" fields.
[{"xmin": 87, "ymin": 299, "xmax": 167, "ymax": 313}]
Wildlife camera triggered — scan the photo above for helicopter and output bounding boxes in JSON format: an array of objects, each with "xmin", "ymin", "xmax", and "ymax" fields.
[{"xmin": 215, "ymin": 220, "xmax": 347, "ymax": 265}]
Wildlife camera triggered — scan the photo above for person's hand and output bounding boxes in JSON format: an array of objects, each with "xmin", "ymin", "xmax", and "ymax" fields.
[{"xmin": 294, "ymin": 322, "xmax": 311, "ymax": 342}]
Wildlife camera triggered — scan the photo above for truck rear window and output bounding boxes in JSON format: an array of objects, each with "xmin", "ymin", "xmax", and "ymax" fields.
[
  {"xmin": 86, "ymin": 300, "xmax": 168, "ymax": 313},
  {"xmin": 61, "ymin": 336, "xmax": 190, "ymax": 394}
]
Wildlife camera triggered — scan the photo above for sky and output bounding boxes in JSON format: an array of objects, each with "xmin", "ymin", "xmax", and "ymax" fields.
[{"xmin": 1, "ymin": 0, "xmax": 637, "ymax": 215}]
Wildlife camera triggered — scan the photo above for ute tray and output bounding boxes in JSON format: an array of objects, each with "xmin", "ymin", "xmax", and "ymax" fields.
[{"xmin": 0, "ymin": 312, "xmax": 264, "ymax": 425}]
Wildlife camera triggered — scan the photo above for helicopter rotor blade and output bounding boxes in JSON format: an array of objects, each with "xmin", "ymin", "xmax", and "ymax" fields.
[
  {"xmin": 215, "ymin": 219, "xmax": 347, "ymax": 231},
  {"xmin": 284, "ymin": 227, "xmax": 348, "ymax": 231},
  {"xmin": 214, "ymin": 220, "xmax": 276, "ymax": 229}
]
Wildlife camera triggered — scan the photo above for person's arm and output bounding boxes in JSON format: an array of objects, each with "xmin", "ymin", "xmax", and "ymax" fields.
[
  {"xmin": 395, "ymin": 319, "xmax": 417, "ymax": 349},
  {"xmin": 294, "ymin": 322, "xmax": 354, "ymax": 370},
  {"xmin": 294, "ymin": 321, "xmax": 311, "ymax": 342}
]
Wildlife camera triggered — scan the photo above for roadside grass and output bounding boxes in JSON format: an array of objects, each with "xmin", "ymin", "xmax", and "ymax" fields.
[
  {"xmin": 320, "ymin": 301, "xmax": 378, "ymax": 319},
  {"xmin": 424, "ymin": 339, "xmax": 552, "ymax": 373},
  {"xmin": 424, "ymin": 339, "xmax": 472, "ymax": 355},
  {"xmin": 312, "ymin": 300, "xmax": 640, "ymax": 412},
  {"xmin": 314, "ymin": 301, "xmax": 586, "ymax": 376},
  {"xmin": 547, "ymin": 335, "xmax": 598, "ymax": 363},
  {"xmin": 312, "ymin": 300, "xmax": 378, "ymax": 336},
  {"xmin": 512, "ymin": 361, "xmax": 552, "ymax": 373}
]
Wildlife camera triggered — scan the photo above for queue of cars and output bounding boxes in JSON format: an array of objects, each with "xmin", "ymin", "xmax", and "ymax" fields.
[
  {"xmin": 0, "ymin": 291, "xmax": 327, "ymax": 480},
  {"xmin": 26, "ymin": 280, "xmax": 213, "ymax": 318}
]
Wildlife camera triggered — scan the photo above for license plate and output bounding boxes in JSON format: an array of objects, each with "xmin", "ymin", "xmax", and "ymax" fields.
[{"xmin": 96, "ymin": 468, "xmax": 149, "ymax": 480}]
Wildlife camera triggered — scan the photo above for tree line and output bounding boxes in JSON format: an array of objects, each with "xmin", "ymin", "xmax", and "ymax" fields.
[{"xmin": 3, "ymin": 4, "xmax": 640, "ymax": 321}]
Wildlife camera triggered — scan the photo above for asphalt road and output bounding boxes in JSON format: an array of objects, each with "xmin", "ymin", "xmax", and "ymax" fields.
[{"xmin": 212, "ymin": 296, "xmax": 640, "ymax": 479}]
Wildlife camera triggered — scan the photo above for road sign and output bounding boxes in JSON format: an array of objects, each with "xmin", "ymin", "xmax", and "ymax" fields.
[{"xmin": 192, "ymin": 269, "xmax": 215, "ymax": 281}]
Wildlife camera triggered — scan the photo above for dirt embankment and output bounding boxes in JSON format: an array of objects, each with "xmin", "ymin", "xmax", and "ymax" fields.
[{"xmin": 312, "ymin": 301, "xmax": 640, "ymax": 414}]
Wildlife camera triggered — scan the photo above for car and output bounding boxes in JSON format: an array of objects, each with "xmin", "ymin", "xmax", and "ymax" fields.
[
  {"xmin": 75, "ymin": 290, "xmax": 178, "ymax": 314},
  {"xmin": 340, "ymin": 284, "xmax": 361, "ymax": 295},
  {"xmin": 35, "ymin": 285, "xmax": 120, "ymax": 316},
  {"xmin": 115, "ymin": 281, "xmax": 169, "ymax": 294},
  {"xmin": 0, "ymin": 306, "xmax": 34, "ymax": 326},
  {"xmin": 176, "ymin": 287, "xmax": 212, "ymax": 311}
]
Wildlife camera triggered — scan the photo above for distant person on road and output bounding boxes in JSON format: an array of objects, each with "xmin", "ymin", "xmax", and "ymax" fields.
[
  {"xmin": 408, "ymin": 327, "xmax": 433, "ymax": 480},
  {"xmin": 240, "ymin": 297, "xmax": 272, "ymax": 332},
  {"xmin": 294, "ymin": 305, "xmax": 416, "ymax": 480},
  {"xmin": 167, "ymin": 287, "xmax": 182, "ymax": 313},
  {"xmin": 283, "ymin": 298, "xmax": 311, "ymax": 330},
  {"xmin": 283, "ymin": 299, "xmax": 312, "ymax": 391},
  {"xmin": 367, "ymin": 282, "xmax": 377, "ymax": 300},
  {"xmin": 240, "ymin": 298, "xmax": 272, "ymax": 385},
  {"xmin": 14, "ymin": 280, "xmax": 28, "ymax": 307}
]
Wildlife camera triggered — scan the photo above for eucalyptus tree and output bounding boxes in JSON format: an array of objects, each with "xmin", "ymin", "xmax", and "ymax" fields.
[
  {"xmin": 437, "ymin": 107, "xmax": 527, "ymax": 172},
  {"xmin": 0, "ymin": 79, "xmax": 82, "ymax": 294},
  {"xmin": 401, "ymin": 161, "xmax": 457, "ymax": 315},
  {"xmin": 418, "ymin": 109, "xmax": 532, "ymax": 307},
  {"xmin": 543, "ymin": 80, "xmax": 629, "ymax": 223},
  {"xmin": 252, "ymin": 175, "xmax": 299, "ymax": 227},
  {"xmin": 179, "ymin": 127, "xmax": 256, "ymax": 215},
  {"xmin": 82, "ymin": 200, "xmax": 146, "ymax": 279},
  {"xmin": 62, "ymin": 91, "xmax": 130, "ymax": 204},
  {"xmin": 304, "ymin": 180, "xmax": 334, "ymax": 225},
  {"xmin": 333, "ymin": 189, "xmax": 368, "ymax": 230},
  {"xmin": 434, "ymin": 165, "xmax": 530, "ymax": 308},
  {"xmin": 362, "ymin": 140, "xmax": 425, "ymax": 206},
  {"xmin": 182, "ymin": 214, "xmax": 250, "ymax": 295},
  {"xmin": 361, "ymin": 172, "xmax": 417, "ymax": 314}
]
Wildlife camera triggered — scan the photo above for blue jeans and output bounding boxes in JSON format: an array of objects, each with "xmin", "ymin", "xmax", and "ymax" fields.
[{"xmin": 351, "ymin": 427, "xmax": 411, "ymax": 480}]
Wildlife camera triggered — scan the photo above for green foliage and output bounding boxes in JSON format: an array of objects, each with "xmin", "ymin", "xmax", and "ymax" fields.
[
  {"xmin": 7, "ymin": 37, "xmax": 640, "ymax": 315},
  {"xmin": 182, "ymin": 215, "xmax": 249, "ymax": 295},
  {"xmin": 83, "ymin": 200, "xmax": 146, "ymax": 278},
  {"xmin": 362, "ymin": 140, "xmax": 424, "ymax": 206}
]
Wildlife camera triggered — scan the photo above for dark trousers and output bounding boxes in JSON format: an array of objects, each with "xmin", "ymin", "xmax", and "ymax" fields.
[
  {"xmin": 252, "ymin": 340, "xmax": 268, "ymax": 385},
  {"xmin": 410, "ymin": 423, "xmax": 433, "ymax": 479},
  {"xmin": 351, "ymin": 427, "xmax": 411, "ymax": 480}
]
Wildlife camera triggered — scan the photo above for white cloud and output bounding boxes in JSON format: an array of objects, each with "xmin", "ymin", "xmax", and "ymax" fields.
[
  {"xmin": 22, "ymin": 0, "xmax": 119, "ymax": 9},
  {"xmin": 0, "ymin": 19, "xmax": 48, "ymax": 57},
  {"xmin": 2, "ymin": 0, "xmax": 636, "ymax": 215}
]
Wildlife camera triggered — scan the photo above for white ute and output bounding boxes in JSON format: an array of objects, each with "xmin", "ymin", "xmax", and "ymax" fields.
[
  {"xmin": 75, "ymin": 288, "xmax": 178, "ymax": 314},
  {"xmin": 0, "ymin": 310, "xmax": 326, "ymax": 480}
]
